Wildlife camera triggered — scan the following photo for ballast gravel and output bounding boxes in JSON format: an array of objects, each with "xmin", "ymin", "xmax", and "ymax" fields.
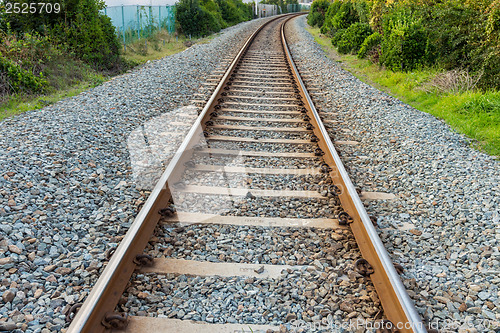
[
  {"xmin": 1, "ymin": 13, "xmax": 498, "ymax": 333},
  {"xmin": 190, "ymin": 153, "xmax": 323, "ymax": 169},
  {"xmin": 0, "ymin": 18, "xmax": 272, "ymax": 332},
  {"xmin": 121, "ymin": 224, "xmax": 382, "ymax": 327},
  {"xmin": 286, "ymin": 16, "xmax": 500, "ymax": 332}
]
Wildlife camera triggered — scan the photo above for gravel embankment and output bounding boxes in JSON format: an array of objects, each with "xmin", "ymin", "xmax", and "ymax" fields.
[
  {"xmin": 121, "ymin": 224, "xmax": 381, "ymax": 326},
  {"xmin": 0, "ymin": 18, "xmax": 271, "ymax": 332},
  {"xmin": 287, "ymin": 16, "xmax": 500, "ymax": 332}
]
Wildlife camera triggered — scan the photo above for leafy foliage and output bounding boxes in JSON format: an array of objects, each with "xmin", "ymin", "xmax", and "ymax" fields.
[
  {"xmin": 320, "ymin": 1, "xmax": 342, "ymax": 34},
  {"xmin": 1, "ymin": 0, "xmax": 121, "ymax": 71},
  {"xmin": 334, "ymin": 22, "xmax": 372, "ymax": 54},
  {"xmin": 176, "ymin": 0, "xmax": 252, "ymax": 37},
  {"xmin": 0, "ymin": 32, "xmax": 52, "ymax": 95},
  {"xmin": 261, "ymin": 0, "xmax": 299, "ymax": 14},
  {"xmin": 330, "ymin": 28, "xmax": 346, "ymax": 47},
  {"xmin": 379, "ymin": 8, "xmax": 428, "ymax": 71},
  {"xmin": 321, "ymin": 0, "xmax": 359, "ymax": 35},
  {"xmin": 59, "ymin": 0, "xmax": 121, "ymax": 70},
  {"xmin": 309, "ymin": 0, "xmax": 500, "ymax": 88},
  {"xmin": 330, "ymin": 1, "xmax": 359, "ymax": 30},
  {"xmin": 216, "ymin": 0, "xmax": 252, "ymax": 26},
  {"xmin": 307, "ymin": 0, "xmax": 330, "ymax": 27},
  {"xmin": 358, "ymin": 31, "xmax": 381, "ymax": 58}
]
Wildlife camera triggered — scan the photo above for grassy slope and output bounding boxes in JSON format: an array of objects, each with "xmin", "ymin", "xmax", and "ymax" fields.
[
  {"xmin": 121, "ymin": 30, "xmax": 188, "ymax": 64},
  {"xmin": 0, "ymin": 56, "xmax": 107, "ymax": 121},
  {"xmin": 306, "ymin": 26, "xmax": 500, "ymax": 157},
  {"xmin": 0, "ymin": 29, "xmax": 188, "ymax": 121}
]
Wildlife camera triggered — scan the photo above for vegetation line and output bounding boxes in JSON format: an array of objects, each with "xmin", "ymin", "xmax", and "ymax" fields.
[
  {"xmin": 0, "ymin": 0, "xmax": 279, "ymax": 119},
  {"xmin": 306, "ymin": 25, "xmax": 500, "ymax": 157}
]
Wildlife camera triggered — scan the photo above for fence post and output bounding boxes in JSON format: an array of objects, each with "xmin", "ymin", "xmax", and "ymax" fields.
[
  {"xmin": 137, "ymin": 6, "xmax": 140, "ymax": 39},
  {"xmin": 149, "ymin": 6, "xmax": 153, "ymax": 35},
  {"xmin": 121, "ymin": 5, "xmax": 126, "ymax": 45}
]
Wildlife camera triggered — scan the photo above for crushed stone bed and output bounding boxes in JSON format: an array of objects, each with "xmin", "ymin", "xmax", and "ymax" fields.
[
  {"xmin": 0, "ymin": 18, "xmax": 273, "ymax": 332},
  {"xmin": 286, "ymin": 15, "xmax": 500, "ymax": 331}
]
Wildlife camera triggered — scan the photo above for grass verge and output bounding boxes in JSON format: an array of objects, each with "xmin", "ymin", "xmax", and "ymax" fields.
[
  {"xmin": 306, "ymin": 26, "xmax": 500, "ymax": 157},
  {"xmin": 0, "ymin": 80, "xmax": 104, "ymax": 121},
  {"xmin": 0, "ymin": 58, "xmax": 106, "ymax": 121},
  {"xmin": 121, "ymin": 30, "xmax": 189, "ymax": 65},
  {"xmin": 0, "ymin": 29, "xmax": 189, "ymax": 121}
]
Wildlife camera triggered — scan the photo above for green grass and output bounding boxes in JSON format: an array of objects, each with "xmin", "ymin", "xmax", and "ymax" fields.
[
  {"xmin": 1, "ymin": 29, "xmax": 189, "ymax": 121},
  {"xmin": 0, "ymin": 79, "xmax": 104, "ymax": 121},
  {"xmin": 122, "ymin": 30, "xmax": 189, "ymax": 65},
  {"xmin": 306, "ymin": 26, "xmax": 500, "ymax": 157},
  {"xmin": 0, "ymin": 57, "xmax": 106, "ymax": 121}
]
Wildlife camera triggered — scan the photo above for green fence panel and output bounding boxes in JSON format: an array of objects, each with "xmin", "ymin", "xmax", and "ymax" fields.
[{"xmin": 102, "ymin": 5, "xmax": 176, "ymax": 44}]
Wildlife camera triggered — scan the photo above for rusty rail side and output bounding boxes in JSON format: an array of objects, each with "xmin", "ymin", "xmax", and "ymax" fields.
[
  {"xmin": 281, "ymin": 14, "xmax": 427, "ymax": 333},
  {"xmin": 66, "ymin": 16, "xmax": 286, "ymax": 333}
]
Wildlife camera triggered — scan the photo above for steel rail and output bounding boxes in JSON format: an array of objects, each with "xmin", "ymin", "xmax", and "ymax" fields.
[
  {"xmin": 281, "ymin": 14, "xmax": 427, "ymax": 333},
  {"xmin": 66, "ymin": 15, "xmax": 287, "ymax": 333},
  {"xmin": 67, "ymin": 13, "xmax": 427, "ymax": 333}
]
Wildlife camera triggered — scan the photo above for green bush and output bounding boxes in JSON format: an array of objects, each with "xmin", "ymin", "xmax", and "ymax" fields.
[
  {"xmin": 380, "ymin": 25, "xmax": 428, "ymax": 72},
  {"xmin": 216, "ymin": 0, "xmax": 252, "ymax": 25},
  {"xmin": 330, "ymin": 1, "xmax": 359, "ymax": 31},
  {"xmin": 308, "ymin": 11, "xmax": 325, "ymax": 28},
  {"xmin": 201, "ymin": 0, "xmax": 226, "ymax": 30},
  {"xmin": 0, "ymin": 32, "xmax": 53, "ymax": 94},
  {"xmin": 177, "ymin": 0, "xmax": 217, "ymax": 37},
  {"xmin": 379, "ymin": 9, "xmax": 428, "ymax": 71},
  {"xmin": 358, "ymin": 32, "xmax": 381, "ymax": 58},
  {"xmin": 61, "ymin": 0, "xmax": 121, "ymax": 70},
  {"xmin": 422, "ymin": 3, "xmax": 477, "ymax": 71},
  {"xmin": 0, "ymin": 55, "xmax": 47, "ymax": 93},
  {"xmin": 334, "ymin": 22, "xmax": 372, "ymax": 54},
  {"xmin": 307, "ymin": 0, "xmax": 330, "ymax": 27},
  {"xmin": 320, "ymin": 0, "xmax": 500, "ymax": 89},
  {"xmin": 2, "ymin": 0, "xmax": 122, "ymax": 71},
  {"xmin": 177, "ymin": 0, "xmax": 251, "ymax": 37},
  {"xmin": 331, "ymin": 29, "xmax": 345, "ymax": 47},
  {"xmin": 474, "ymin": 1, "xmax": 500, "ymax": 89},
  {"xmin": 321, "ymin": 1, "xmax": 342, "ymax": 35}
]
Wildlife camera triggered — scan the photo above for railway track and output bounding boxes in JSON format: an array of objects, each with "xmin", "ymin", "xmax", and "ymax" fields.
[{"xmin": 67, "ymin": 14, "xmax": 426, "ymax": 333}]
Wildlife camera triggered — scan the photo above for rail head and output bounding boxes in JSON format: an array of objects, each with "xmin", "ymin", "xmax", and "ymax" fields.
[
  {"xmin": 67, "ymin": 14, "xmax": 426, "ymax": 333},
  {"xmin": 280, "ymin": 15, "xmax": 427, "ymax": 333},
  {"xmin": 66, "ymin": 15, "xmax": 290, "ymax": 333}
]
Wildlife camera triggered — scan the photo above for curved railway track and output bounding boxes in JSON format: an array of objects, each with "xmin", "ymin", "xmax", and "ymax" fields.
[{"xmin": 67, "ymin": 14, "xmax": 426, "ymax": 333}]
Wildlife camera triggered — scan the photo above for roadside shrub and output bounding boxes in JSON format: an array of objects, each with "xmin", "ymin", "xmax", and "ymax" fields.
[
  {"xmin": 177, "ymin": 0, "xmax": 250, "ymax": 37},
  {"xmin": 177, "ymin": 0, "xmax": 218, "ymax": 37},
  {"xmin": 2, "ymin": 0, "xmax": 121, "ymax": 71},
  {"xmin": 321, "ymin": 1, "xmax": 342, "ymax": 35},
  {"xmin": 352, "ymin": 0, "xmax": 370, "ymax": 24},
  {"xmin": 380, "ymin": 25, "xmax": 428, "ymax": 71},
  {"xmin": 307, "ymin": 0, "xmax": 330, "ymax": 27},
  {"xmin": 216, "ymin": 0, "xmax": 252, "ymax": 25},
  {"xmin": 0, "ymin": 32, "xmax": 52, "ymax": 95},
  {"xmin": 423, "ymin": 3, "xmax": 477, "ymax": 71},
  {"xmin": 308, "ymin": 11, "xmax": 324, "ymax": 28},
  {"xmin": 60, "ymin": 0, "xmax": 121, "ymax": 70},
  {"xmin": 201, "ymin": 0, "xmax": 226, "ymax": 30},
  {"xmin": 379, "ymin": 10, "xmax": 428, "ymax": 71},
  {"xmin": 331, "ymin": 28, "xmax": 346, "ymax": 47},
  {"xmin": 334, "ymin": 22, "xmax": 372, "ymax": 54},
  {"xmin": 476, "ymin": 0, "xmax": 500, "ymax": 89},
  {"xmin": 330, "ymin": 1, "xmax": 359, "ymax": 31},
  {"xmin": 358, "ymin": 32, "xmax": 381, "ymax": 59},
  {"xmin": 0, "ymin": 55, "xmax": 47, "ymax": 94}
]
